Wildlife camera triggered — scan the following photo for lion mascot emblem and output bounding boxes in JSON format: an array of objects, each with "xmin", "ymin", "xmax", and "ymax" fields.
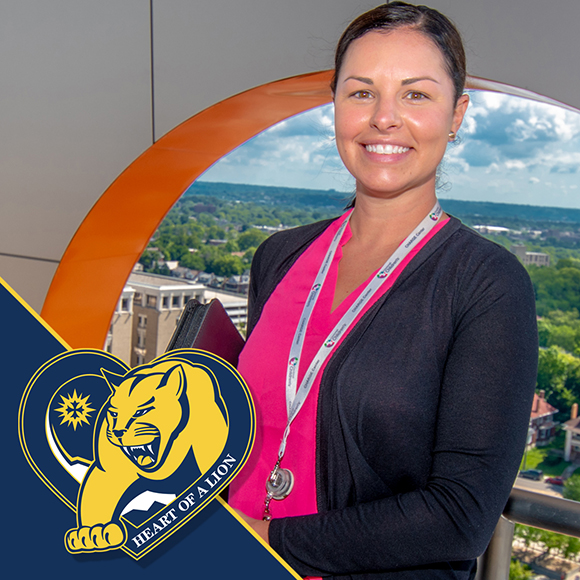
[{"xmin": 65, "ymin": 358, "xmax": 229, "ymax": 552}]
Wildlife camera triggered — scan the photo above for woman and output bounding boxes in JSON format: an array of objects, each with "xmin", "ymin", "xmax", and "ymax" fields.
[{"xmin": 230, "ymin": 3, "xmax": 538, "ymax": 579}]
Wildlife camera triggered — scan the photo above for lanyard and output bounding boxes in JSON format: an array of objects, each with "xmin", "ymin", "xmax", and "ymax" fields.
[{"xmin": 279, "ymin": 201, "xmax": 443, "ymax": 459}]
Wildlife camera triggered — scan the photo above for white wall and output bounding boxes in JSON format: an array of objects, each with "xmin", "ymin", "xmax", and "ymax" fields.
[
  {"xmin": 0, "ymin": 0, "xmax": 152, "ymax": 309},
  {"xmin": 428, "ymin": 0, "xmax": 576, "ymax": 109}
]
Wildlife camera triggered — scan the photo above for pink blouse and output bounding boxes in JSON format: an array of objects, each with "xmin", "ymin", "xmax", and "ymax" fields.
[{"xmin": 229, "ymin": 213, "xmax": 449, "ymax": 561}]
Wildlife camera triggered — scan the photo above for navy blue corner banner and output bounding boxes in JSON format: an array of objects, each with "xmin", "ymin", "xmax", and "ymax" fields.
[{"xmin": 2, "ymin": 278, "xmax": 299, "ymax": 579}]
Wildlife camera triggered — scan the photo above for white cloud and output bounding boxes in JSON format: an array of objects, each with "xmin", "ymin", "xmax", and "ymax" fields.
[
  {"xmin": 478, "ymin": 92, "xmax": 505, "ymax": 111},
  {"xmin": 446, "ymin": 156, "xmax": 470, "ymax": 173},
  {"xmin": 505, "ymin": 159, "xmax": 527, "ymax": 170},
  {"xmin": 460, "ymin": 111, "xmax": 479, "ymax": 135}
]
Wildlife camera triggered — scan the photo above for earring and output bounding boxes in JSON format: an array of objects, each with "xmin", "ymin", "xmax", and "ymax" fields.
[{"xmin": 448, "ymin": 131, "xmax": 456, "ymax": 141}]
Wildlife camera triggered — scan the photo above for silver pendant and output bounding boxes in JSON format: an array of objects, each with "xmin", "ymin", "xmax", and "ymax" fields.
[{"xmin": 266, "ymin": 466, "xmax": 294, "ymax": 500}]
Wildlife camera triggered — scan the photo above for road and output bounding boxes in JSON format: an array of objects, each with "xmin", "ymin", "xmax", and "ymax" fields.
[{"xmin": 513, "ymin": 476, "xmax": 564, "ymax": 497}]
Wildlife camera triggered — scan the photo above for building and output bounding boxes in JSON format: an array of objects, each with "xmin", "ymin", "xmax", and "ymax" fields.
[
  {"xmin": 511, "ymin": 245, "xmax": 551, "ymax": 267},
  {"xmin": 528, "ymin": 390, "xmax": 559, "ymax": 447},
  {"xmin": 563, "ymin": 403, "xmax": 580, "ymax": 462},
  {"xmin": 524, "ymin": 252, "xmax": 551, "ymax": 267},
  {"xmin": 106, "ymin": 271, "xmax": 247, "ymax": 366},
  {"xmin": 473, "ymin": 225, "xmax": 512, "ymax": 235},
  {"xmin": 224, "ymin": 273, "xmax": 250, "ymax": 294},
  {"xmin": 104, "ymin": 285, "xmax": 135, "ymax": 364}
]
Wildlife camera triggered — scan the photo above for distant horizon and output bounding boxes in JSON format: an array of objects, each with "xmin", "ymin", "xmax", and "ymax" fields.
[
  {"xmin": 188, "ymin": 181, "xmax": 580, "ymax": 225},
  {"xmin": 192, "ymin": 179, "xmax": 580, "ymax": 213}
]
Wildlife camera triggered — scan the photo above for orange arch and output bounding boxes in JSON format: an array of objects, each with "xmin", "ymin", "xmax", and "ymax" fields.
[{"xmin": 41, "ymin": 71, "xmax": 334, "ymax": 349}]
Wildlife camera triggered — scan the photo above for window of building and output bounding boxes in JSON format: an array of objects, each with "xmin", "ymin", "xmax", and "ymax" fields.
[
  {"xmin": 184, "ymin": 294, "xmax": 191, "ymax": 304},
  {"xmin": 162, "ymin": 296, "xmax": 169, "ymax": 309},
  {"xmin": 146, "ymin": 294, "xmax": 157, "ymax": 308},
  {"xmin": 134, "ymin": 293, "xmax": 142, "ymax": 305},
  {"xmin": 138, "ymin": 314, "xmax": 147, "ymax": 328},
  {"xmin": 121, "ymin": 298, "xmax": 129, "ymax": 311},
  {"xmin": 137, "ymin": 331, "xmax": 146, "ymax": 348},
  {"xmin": 172, "ymin": 295, "xmax": 180, "ymax": 308},
  {"xmin": 136, "ymin": 355, "xmax": 144, "ymax": 365}
]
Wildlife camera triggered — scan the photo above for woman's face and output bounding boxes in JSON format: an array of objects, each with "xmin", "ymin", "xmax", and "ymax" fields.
[{"xmin": 334, "ymin": 29, "xmax": 469, "ymax": 202}]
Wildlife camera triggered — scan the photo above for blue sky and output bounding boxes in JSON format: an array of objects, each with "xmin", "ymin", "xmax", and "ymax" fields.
[{"xmin": 199, "ymin": 91, "xmax": 580, "ymax": 209}]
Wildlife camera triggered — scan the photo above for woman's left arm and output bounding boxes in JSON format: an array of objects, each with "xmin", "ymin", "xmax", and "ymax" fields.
[{"xmin": 265, "ymin": 246, "xmax": 539, "ymax": 576}]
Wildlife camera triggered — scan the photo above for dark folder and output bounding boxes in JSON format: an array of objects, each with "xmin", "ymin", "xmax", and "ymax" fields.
[{"xmin": 165, "ymin": 298, "xmax": 245, "ymax": 367}]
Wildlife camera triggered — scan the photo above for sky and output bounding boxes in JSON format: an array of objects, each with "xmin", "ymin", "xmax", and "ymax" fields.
[{"xmin": 199, "ymin": 91, "xmax": 580, "ymax": 209}]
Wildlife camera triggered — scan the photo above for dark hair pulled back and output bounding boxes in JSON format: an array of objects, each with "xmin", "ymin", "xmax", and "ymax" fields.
[{"xmin": 331, "ymin": 1, "xmax": 466, "ymax": 104}]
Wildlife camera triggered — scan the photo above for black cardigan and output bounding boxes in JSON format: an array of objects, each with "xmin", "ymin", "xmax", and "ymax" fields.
[{"xmin": 247, "ymin": 216, "xmax": 538, "ymax": 580}]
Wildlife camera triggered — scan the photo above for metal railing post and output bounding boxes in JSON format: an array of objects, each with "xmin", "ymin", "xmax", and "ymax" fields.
[
  {"xmin": 476, "ymin": 488, "xmax": 580, "ymax": 580},
  {"xmin": 476, "ymin": 516, "xmax": 515, "ymax": 580}
]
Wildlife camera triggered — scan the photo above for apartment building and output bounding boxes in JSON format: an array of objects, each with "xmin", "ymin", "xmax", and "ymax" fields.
[
  {"xmin": 511, "ymin": 244, "xmax": 551, "ymax": 267},
  {"xmin": 105, "ymin": 271, "xmax": 247, "ymax": 366}
]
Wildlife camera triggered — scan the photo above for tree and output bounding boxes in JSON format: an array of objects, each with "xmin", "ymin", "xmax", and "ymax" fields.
[
  {"xmin": 538, "ymin": 309, "xmax": 580, "ymax": 353},
  {"xmin": 238, "ymin": 228, "xmax": 268, "ymax": 251},
  {"xmin": 179, "ymin": 251, "xmax": 205, "ymax": 271},
  {"xmin": 242, "ymin": 247, "xmax": 257, "ymax": 264},
  {"xmin": 224, "ymin": 239, "xmax": 240, "ymax": 253},
  {"xmin": 205, "ymin": 224, "xmax": 226, "ymax": 240},
  {"xmin": 556, "ymin": 258, "xmax": 580, "ymax": 271},
  {"xmin": 529, "ymin": 265, "xmax": 580, "ymax": 315},
  {"xmin": 536, "ymin": 346, "xmax": 580, "ymax": 419},
  {"xmin": 208, "ymin": 255, "xmax": 244, "ymax": 277},
  {"xmin": 139, "ymin": 249, "xmax": 162, "ymax": 270},
  {"xmin": 509, "ymin": 559, "xmax": 533, "ymax": 580},
  {"xmin": 515, "ymin": 524, "xmax": 542, "ymax": 555},
  {"xmin": 562, "ymin": 535, "xmax": 580, "ymax": 560},
  {"xmin": 563, "ymin": 474, "xmax": 580, "ymax": 502},
  {"xmin": 538, "ymin": 529, "xmax": 566, "ymax": 557}
]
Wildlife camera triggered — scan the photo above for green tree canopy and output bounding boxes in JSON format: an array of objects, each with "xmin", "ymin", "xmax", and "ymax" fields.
[
  {"xmin": 179, "ymin": 251, "xmax": 205, "ymax": 271},
  {"xmin": 208, "ymin": 254, "xmax": 244, "ymax": 277},
  {"xmin": 556, "ymin": 258, "xmax": 580, "ymax": 270},
  {"xmin": 537, "ymin": 346, "xmax": 580, "ymax": 418},
  {"xmin": 563, "ymin": 473, "xmax": 580, "ymax": 502},
  {"xmin": 509, "ymin": 559, "xmax": 533, "ymax": 580},
  {"xmin": 538, "ymin": 310, "xmax": 580, "ymax": 353},
  {"xmin": 238, "ymin": 229, "xmax": 268, "ymax": 251},
  {"xmin": 529, "ymin": 265, "xmax": 580, "ymax": 315}
]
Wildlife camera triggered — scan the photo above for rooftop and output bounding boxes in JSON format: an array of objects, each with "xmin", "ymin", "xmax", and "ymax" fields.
[
  {"xmin": 128, "ymin": 271, "xmax": 200, "ymax": 290},
  {"xmin": 530, "ymin": 391, "xmax": 559, "ymax": 419},
  {"xmin": 563, "ymin": 416, "xmax": 580, "ymax": 431}
]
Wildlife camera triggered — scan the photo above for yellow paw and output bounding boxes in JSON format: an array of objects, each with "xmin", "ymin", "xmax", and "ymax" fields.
[{"xmin": 65, "ymin": 522, "xmax": 125, "ymax": 552}]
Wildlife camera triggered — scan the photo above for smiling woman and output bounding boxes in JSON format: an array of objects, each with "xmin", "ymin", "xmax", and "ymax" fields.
[
  {"xmin": 332, "ymin": 28, "xmax": 468, "ymax": 240},
  {"xmin": 228, "ymin": 3, "xmax": 538, "ymax": 580}
]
